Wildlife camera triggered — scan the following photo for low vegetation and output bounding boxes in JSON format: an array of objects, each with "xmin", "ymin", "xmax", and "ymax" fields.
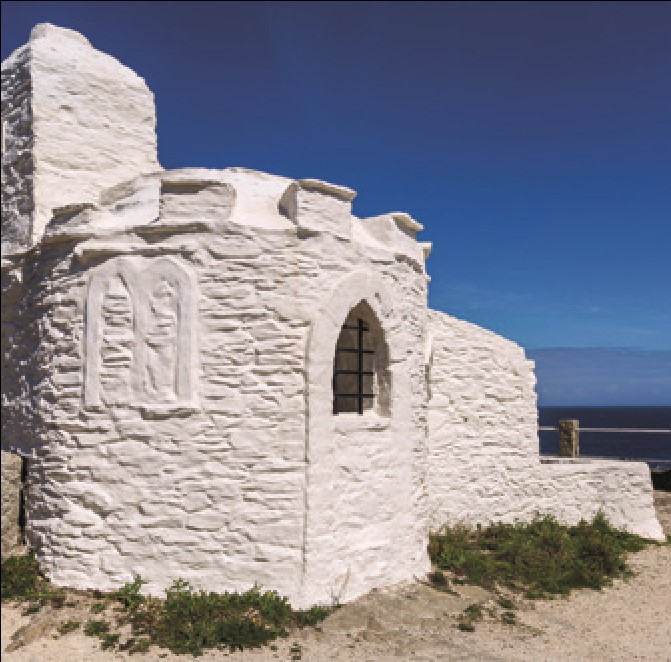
[
  {"xmin": 457, "ymin": 603, "xmax": 483, "ymax": 631},
  {"xmin": 428, "ymin": 512, "xmax": 659, "ymax": 632},
  {"xmin": 1, "ymin": 553, "xmax": 66, "ymax": 609},
  {"xmin": 1, "ymin": 557, "xmax": 333, "ymax": 656},
  {"xmin": 429, "ymin": 512, "xmax": 654, "ymax": 600},
  {"xmin": 1, "ymin": 511, "xmax": 660, "ymax": 650},
  {"xmin": 114, "ymin": 577, "xmax": 330, "ymax": 655}
]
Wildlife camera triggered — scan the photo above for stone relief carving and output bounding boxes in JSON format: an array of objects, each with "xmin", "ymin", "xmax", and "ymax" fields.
[
  {"xmin": 98, "ymin": 275, "xmax": 134, "ymax": 405},
  {"xmin": 84, "ymin": 256, "xmax": 197, "ymax": 413},
  {"xmin": 142, "ymin": 277, "xmax": 179, "ymax": 402}
]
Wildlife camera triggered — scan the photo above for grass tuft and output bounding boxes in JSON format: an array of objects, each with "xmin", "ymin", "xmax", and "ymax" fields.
[
  {"xmin": 1, "ymin": 555, "xmax": 42, "ymax": 601},
  {"xmin": 429, "ymin": 512, "xmax": 653, "ymax": 599},
  {"xmin": 57, "ymin": 620, "xmax": 81, "ymax": 635},
  {"xmin": 116, "ymin": 579, "xmax": 333, "ymax": 656},
  {"xmin": 456, "ymin": 602, "xmax": 484, "ymax": 631},
  {"xmin": 1, "ymin": 553, "xmax": 335, "ymax": 657},
  {"xmin": 501, "ymin": 610, "xmax": 517, "ymax": 625}
]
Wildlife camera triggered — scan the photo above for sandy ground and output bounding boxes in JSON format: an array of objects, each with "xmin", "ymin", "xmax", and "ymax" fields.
[{"xmin": 3, "ymin": 493, "xmax": 670, "ymax": 662}]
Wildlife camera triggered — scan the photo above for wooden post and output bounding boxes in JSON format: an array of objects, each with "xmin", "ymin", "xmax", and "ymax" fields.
[{"xmin": 558, "ymin": 419, "xmax": 579, "ymax": 458}]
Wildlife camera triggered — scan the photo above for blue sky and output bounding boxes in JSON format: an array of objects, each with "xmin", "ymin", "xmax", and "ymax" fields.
[{"xmin": 3, "ymin": 2, "xmax": 670, "ymax": 404}]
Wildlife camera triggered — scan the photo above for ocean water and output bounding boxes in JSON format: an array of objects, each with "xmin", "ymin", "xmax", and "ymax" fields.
[{"xmin": 538, "ymin": 407, "xmax": 671, "ymax": 468}]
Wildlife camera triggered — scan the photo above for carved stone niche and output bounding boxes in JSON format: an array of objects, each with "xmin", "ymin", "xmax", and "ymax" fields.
[{"xmin": 84, "ymin": 256, "xmax": 198, "ymax": 417}]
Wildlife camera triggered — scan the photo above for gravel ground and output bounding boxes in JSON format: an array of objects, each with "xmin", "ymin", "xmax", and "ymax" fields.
[{"xmin": 3, "ymin": 493, "xmax": 670, "ymax": 661}]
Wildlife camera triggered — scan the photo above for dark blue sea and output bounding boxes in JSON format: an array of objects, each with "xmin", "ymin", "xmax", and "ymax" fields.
[{"xmin": 538, "ymin": 407, "xmax": 671, "ymax": 469}]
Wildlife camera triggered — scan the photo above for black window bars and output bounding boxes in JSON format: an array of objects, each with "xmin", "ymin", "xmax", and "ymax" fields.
[{"xmin": 333, "ymin": 317, "xmax": 375, "ymax": 414}]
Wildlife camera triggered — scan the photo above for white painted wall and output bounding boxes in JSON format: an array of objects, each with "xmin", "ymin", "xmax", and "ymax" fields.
[
  {"xmin": 426, "ymin": 310, "xmax": 663, "ymax": 541},
  {"xmin": 4, "ymin": 167, "xmax": 431, "ymax": 607},
  {"xmin": 1, "ymin": 23, "xmax": 159, "ymax": 252},
  {"xmin": 1, "ymin": 24, "xmax": 663, "ymax": 616}
]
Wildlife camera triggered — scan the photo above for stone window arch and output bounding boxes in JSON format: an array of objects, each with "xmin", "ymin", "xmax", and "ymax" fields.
[{"xmin": 332, "ymin": 300, "xmax": 391, "ymax": 416}]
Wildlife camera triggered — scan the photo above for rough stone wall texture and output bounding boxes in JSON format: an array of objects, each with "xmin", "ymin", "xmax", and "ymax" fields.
[
  {"xmin": 1, "ymin": 39, "xmax": 33, "ymax": 251},
  {"xmin": 12, "ymin": 168, "xmax": 430, "ymax": 608},
  {"xmin": 426, "ymin": 310, "xmax": 663, "ymax": 540},
  {"xmin": 1, "ymin": 22, "xmax": 663, "ymax": 615},
  {"xmin": 532, "ymin": 458, "xmax": 662, "ymax": 538},
  {"xmin": 1, "ymin": 268, "xmax": 21, "ymax": 450},
  {"xmin": 426, "ymin": 309, "xmax": 539, "ymax": 527},
  {"xmin": 1, "ymin": 24, "xmax": 159, "ymax": 251},
  {"xmin": 1, "ymin": 450, "xmax": 23, "ymax": 559}
]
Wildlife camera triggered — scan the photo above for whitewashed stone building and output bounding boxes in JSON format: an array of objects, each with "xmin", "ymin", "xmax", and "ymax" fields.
[{"xmin": 1, "ymin": 25, "xmax": 663, "ymax": 607}]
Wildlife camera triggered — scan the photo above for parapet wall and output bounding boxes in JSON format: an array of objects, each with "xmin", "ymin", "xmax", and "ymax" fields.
[
  {"xmin": 426, "ymin": 309, "xmax": 539, "ymax": 526},
  {"xmin": 426, "ymin": 309, "xmax": 664, "ymax": 540}
]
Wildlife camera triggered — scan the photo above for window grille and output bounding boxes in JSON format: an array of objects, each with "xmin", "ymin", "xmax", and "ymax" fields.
[{"xmin": 333, "ymin": 317, "xmax": 375, "ymax": 414}]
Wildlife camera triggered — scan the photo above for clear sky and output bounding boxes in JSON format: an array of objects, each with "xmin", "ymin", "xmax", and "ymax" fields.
[{"xmin": 2, "ymin": 1, "xmax": 670, "ymax": 404}]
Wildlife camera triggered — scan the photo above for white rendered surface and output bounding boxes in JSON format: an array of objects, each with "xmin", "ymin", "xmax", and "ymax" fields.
[{"xmin": 0, "ymin": 25, "xmax": 663, "ymax": 614}]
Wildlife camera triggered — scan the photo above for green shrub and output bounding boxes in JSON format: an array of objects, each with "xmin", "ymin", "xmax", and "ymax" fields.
[
  {"xmin": 114, "ymin": 575, "xmax": 146, "ymax": 612},
  {"xmin": 294, "ymin": 605, "xmax": 330, "ymax": 627},
  {"xmin": 84, "ymin": 619, "xmax": 111, "ymax": 637},
  {"xmin": 118, "ymin": 636, "xmax": 152, "ymax": 654},
  {"xmin": 501, "ymin": 610, "xmax": 516, "ymax": 625},
  {"xmin": 3, "ymin": 556, "xmax": 334, "ymax": 656},
  {"xmin": 1, "ymin": 553, "xmax": 69, "ymax": 609},
  {"xmin": 90, "ymin": 601, "xmax": 107, "ymax": 614},
  {"xmin": 457, "ymin": 603, "xmax": 484, "ymax": 632},
  {"xmin": 429, "ymin": 512, "xmax": 652, "ymax": 599},
  {"xmin": 1, "ymin": 555, "xmax": 42, "ymax": 601},
  {"xmin": 120, "ymin": 579, "xmax": 330, "ymax": 656},
  {"xmin": 57, "ymin": 620, "xmax": 81, "ymax": 635},
  {"xmin": 497, "ymin": 596, "xmax": 515, "ymax": 610},
  {"xmin": 456, "ymin": 602, "xmax": 484, "ymax": 632},
  {"xmin": 100, "ymin": 633, "xmax": 120, "ymax": 650}
]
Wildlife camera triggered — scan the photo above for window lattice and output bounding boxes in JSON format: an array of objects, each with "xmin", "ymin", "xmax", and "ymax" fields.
[{"xmin": 333, "ymin": 317, "xmax": 375, "ymax": 414}]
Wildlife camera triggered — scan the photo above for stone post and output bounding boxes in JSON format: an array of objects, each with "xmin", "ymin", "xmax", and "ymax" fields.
[
  {"xmin": 1, "ymin": 450, "xmax": 23, "ymax": 559},
  {"xmin": 558, "ymin": 419, "xmax": 579, "ymax": 458}
]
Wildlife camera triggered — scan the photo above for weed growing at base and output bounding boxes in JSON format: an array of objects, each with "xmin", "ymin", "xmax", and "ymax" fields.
[
  {"xmin": 1, "ymin": 555, "xmax": 41, "ymax": 601},
  {"xmin": 0, "ymin": 553, "xmax": 65, "ymax": 609},
  {"xmin": 428, "ymin": 512, "xmax": 654, "ymax": 599},
  {"xmin": 1, "ymin": 558, "xmax": 333, "ymax": 656},
  {"xmin": 118, "ymin": 577, "xmax": 330, "ymax": 655}
]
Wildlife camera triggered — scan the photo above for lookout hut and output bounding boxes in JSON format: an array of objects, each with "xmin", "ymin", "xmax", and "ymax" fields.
[{"xmin": 1, "ymin": 24, "xmax": 662, "ymax": 607}]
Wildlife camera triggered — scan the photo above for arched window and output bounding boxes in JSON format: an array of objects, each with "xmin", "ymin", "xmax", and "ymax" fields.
[{"xmin": 332, "ymin": 301, "xmax": 390, "ymax": 415}]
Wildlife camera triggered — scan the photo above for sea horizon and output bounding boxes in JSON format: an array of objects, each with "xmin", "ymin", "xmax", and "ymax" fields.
[{"xmin": 538, "ymin": 405, "xmax": 671, "ymax": 469}]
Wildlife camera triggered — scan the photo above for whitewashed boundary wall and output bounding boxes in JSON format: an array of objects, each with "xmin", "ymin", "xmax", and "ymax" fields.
[{"xmin": 426, "ymin": 310, "xmax": 663, "ymax": 540}]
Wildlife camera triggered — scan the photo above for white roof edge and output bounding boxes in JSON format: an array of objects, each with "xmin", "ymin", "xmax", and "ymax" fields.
[
  {"xmin": 390, "ymin": 212, "xmax": 423, "ymax": 232},
  {"xmin": 298, "ymin": 178, "xmax": 357, "ymax": 202}
]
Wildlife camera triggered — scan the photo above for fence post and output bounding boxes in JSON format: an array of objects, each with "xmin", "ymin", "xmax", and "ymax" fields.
[{"xmin": 558, "ymin": 419, "xmax": 579, "ymax": 458}]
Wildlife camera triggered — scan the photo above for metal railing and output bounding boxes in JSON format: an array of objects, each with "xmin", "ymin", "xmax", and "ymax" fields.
[
  {"xmin": 539, "ymin": 419, "xmax": 671, "ymax": 466},
  {"xmin": 540, "ymin": 426, "xmax": 671, "ymax": 434}
]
